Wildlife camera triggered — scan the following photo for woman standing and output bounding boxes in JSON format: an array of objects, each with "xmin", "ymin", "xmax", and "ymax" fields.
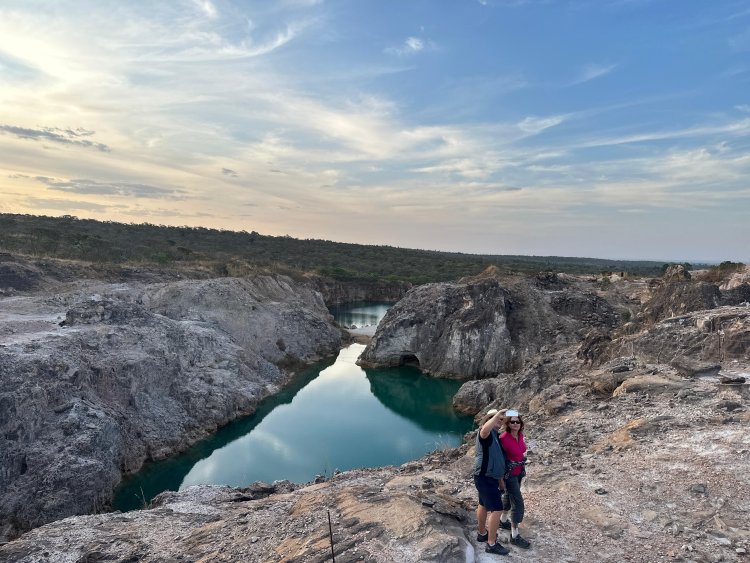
[
  {"xmin": 473, "ymin": 408, "xmax": 510, "ymax": 556},
  {"xmin": 499, "ymin": 412, "xmax": 531, "ymax": 549}
]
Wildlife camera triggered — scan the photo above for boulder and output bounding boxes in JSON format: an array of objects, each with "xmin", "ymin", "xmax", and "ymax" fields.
[
  {"xmin": 452, "ymin": 379, "xmax": 501, "ymax": 414},
  {"xmin": 612, "ymin": 374, "xmax": 687, "ymax": 396},
  {"xmin": 670, "ymin": 359, "xmax": 721, "ymax": 378},
  {"xmin": 358, "ymin": 279, "xmax": 515, "ymax": 378},
  {"xmin": 360, "ymin": 276, "xmax": 618, "ymax": 379}
]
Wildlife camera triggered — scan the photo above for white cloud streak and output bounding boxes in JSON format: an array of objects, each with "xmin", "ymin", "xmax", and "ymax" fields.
[{"xmin": 568, "ymin": 63, "xmax": 618, "ymax": 86}]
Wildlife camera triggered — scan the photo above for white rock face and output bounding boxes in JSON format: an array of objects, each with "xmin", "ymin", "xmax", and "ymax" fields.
[{"xmin": 720, "ymin": 265, "xmax": 750, "ymax": 291}]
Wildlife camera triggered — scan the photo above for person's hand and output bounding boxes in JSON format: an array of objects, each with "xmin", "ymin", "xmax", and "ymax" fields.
[{"xmin": 499, "ymin": 480, "xmax": 506, "ymax": 491}]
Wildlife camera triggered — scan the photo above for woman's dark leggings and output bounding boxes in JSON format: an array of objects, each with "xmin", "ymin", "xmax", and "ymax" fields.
[{"xmin": 502, "ymin": 475, "xmax": 524, "ymax": 524}]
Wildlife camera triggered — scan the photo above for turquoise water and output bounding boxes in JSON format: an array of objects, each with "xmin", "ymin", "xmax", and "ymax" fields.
[{"xmin": 112, "ymin": 304, "xmax": 472, "ymax": 512}]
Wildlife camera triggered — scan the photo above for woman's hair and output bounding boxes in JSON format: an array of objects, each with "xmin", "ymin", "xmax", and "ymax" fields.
[{"xmin": 504, "ymin": 413, "xmax": 524, "ymax": 434}]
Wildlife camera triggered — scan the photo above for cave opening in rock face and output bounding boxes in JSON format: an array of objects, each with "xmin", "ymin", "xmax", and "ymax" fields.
[{"xmin": 400, "ymin": 354, "xmax": 420, "ymax": 368}]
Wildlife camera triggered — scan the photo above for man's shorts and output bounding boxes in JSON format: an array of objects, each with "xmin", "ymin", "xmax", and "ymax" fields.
[{"xmin": 473, "ymin": 474, "xmax": 503, "ymax": 512}]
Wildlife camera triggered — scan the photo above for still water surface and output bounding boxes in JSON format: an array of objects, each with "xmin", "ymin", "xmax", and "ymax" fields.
[{"xmin": 113, "ymin": 303, "xmax": 472, "ymax": 511}]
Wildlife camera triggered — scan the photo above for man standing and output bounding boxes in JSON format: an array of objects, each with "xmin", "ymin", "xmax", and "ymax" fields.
[{"xmin": 473, "ymin": 408, "xmax": 509, "ymax": 556}]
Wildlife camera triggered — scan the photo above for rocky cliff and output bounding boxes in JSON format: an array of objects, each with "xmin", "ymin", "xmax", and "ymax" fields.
[
  {"xmin": 2, "ymin": 345, "xmax": 747, "ymax": 562},
  {"xmin": 2, "ymin": 267, "xmax": 749, "ymax": 562},
  {"xmin": 638, "ymin": 277, "xmax": 750, "ymax": 326},
  {"xmin": 308, "ymin": 277, "xmax": 411, "ymax": 306},
  {"xmin": 0, "ymin": 275, "xmax": 342, "ymax": 541},
  {"xmin": 357, "ymin": 273, "xmax": 618, "ymax": 378}
]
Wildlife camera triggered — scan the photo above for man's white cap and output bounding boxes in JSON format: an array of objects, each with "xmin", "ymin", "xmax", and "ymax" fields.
[{"xmin": 486, "ymin": 409, "xmax": 499, "ymax": 416}]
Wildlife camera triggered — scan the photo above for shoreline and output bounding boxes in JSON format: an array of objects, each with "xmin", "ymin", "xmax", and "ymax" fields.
[{"xmin": 345, "ymin": 324, "xmax": 376, "ymax": 344}]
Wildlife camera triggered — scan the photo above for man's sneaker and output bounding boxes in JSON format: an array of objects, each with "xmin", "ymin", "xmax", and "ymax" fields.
[
  {"xmin": 500, "ymin": 520, "xmax": 512, "ymax": 530},
  {"xmin": 510, "ymin": 534, "xmax": 531, "ymax": 549},
  {"xmin": 485, "ymin": 542, "xmax": 510, "ymax": 556},
  {"xmin": 476, "ymin": 531, "xmax": 488, "ymax": 542}
]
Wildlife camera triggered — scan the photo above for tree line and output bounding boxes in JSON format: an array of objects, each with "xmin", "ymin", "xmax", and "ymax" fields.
[{"xmin": 0, "ymin": 214, "xmax": 704, "ymax": 283}]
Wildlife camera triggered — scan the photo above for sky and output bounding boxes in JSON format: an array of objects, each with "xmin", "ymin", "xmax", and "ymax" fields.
[{"xmin": 1, "ymin": 0, "xmax": 749, "ymax": 262}]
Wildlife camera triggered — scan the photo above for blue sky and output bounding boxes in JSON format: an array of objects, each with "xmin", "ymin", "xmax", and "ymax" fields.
[{"xmin": 1, "ymin": 0, "xmax": 748, "ymax": 262}]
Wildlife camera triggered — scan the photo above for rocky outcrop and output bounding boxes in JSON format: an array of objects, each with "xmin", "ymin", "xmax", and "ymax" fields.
[
  {"xmin": 639, "ymin": 281, "xmax": 722, "ymax": 324},
  {"xmin": 3, "ymin": 349, "xmax": 748, "ymax": 563},
  {"xmin": 610, "ymin": 306, "xmax": 750, "ymax": 366},
  {"xmin": 0, "ymin": 276, "xmax": 341, "ymax": 541},
  {"xmin": 451, "ymin": 378, "xmax": 504, "ymax": 414},
  {"xmin": 663, "ymin": 263, "xmax": 691, "ymax": 282},
  {"xmin": 640, "ymin": 273, "xmax": 750, "ymax": 326},
  {"xmin": 358, "ymin": 275, "xmax": 619, "ymax": 379},
  {"xmin": 0, "ymin": 255, "xmax": 44, "ymax": 292},
  {"xmin": 308, "ymin": 277, "xmax": 411, "ymax": 306},
  {"xmin": 358, "ymin": 279, "xmax": 515, "ymax": 378},
  {"xmin": 719, "ymin": 265, "xmax": 750, "ymax": 291},
  {"xmin": 2, "ymin": 269, "xmax": 750, "ymax": 562}
]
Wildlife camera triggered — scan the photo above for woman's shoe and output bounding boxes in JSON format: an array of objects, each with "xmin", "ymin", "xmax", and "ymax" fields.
[
  {"xmin": 486, "ymin": 542, "xmax": 510, "ymax": 555},
  {"xmin": 510, "ymin": 535, "xmax": 531, "ymax": 549}
]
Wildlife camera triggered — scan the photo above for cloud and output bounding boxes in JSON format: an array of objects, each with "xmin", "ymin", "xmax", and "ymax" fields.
[
  {"xmin": 385, "ymin": 36, "xmax": 432, "ymax": 56},
  {"xmin": 193, "ymin": 0, "xmax": 218, "ymax": 19},
  {"xmin": 571, "ymin": 117, "xmax": 750, "ymax": 149},
  {"xmin": 32, "ymin": 176, "xmax": 183, "ymax": 198},
  {"xmin": 0, "ymin": 52, "xmax": 41, "ymax": 82},
  {"xmin": 24, "ymin": 198, "xmax": 115, "ymax": 212},
  {"xmin": 0, "ymin": 125, "xmax": 110, "ymax": 151},
  {"xmin": 0, "ymin": 1, "xmax": 747, "ymax": 261},
  {"xmin": 405, "ymin": 37, "xmax": 424, "ymax": 52},
  {"xmin": 517, "ymin": 114, "xmax": 569, "ymax": 134},
  {"xmin": 568, "ymin": 63, "xmax": 618, "ymax": 86}
]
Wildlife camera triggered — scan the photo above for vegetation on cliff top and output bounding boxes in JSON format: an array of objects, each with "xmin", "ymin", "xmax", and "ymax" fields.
[{"xmin": 0, "ymin": 214, "xmax": 699, "ymax": 283}]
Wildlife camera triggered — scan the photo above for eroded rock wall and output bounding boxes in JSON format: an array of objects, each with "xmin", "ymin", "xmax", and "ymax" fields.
[
  {"xmin": 358, "ymin": 275, "xmax": 619, "ymax": 379},
  {"xmin": 610, "ymin": 306, "xmax": 750, "ymax": 367},
  {"xmin": 357, "ymin": 279, "xmax": 515, "ymax": 378},
  {"xmin": 309, "ymin": 277, "xmax": 411, "ymax": 306},
  {"xmin": 0, "ymin": 276, "xmax": 341, "ymax": 540},
  {"xmin": 639, "ymin": 278, "xmax": 750, "ymax": 325}
]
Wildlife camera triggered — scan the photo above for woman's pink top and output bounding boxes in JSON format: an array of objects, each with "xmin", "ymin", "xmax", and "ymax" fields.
[{"xmin": 499, "ymin": 431, "xmax": 526, "ymax": 477}]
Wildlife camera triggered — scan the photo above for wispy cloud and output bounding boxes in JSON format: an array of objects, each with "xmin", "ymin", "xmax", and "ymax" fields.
[
  {"xmin": 517, "ymin": 114, "xmax": 570, "ymax": 135},
  {"xmin": 568, "ymin": 63, "xmax": 618, "ymax": 86},
  {"xmin": 24, "ymin": 198, "xmax": 116, "ymax": 212},
  {"xmin": 571, "ymin": 117, "xmax": 750, "ymax": 149},
  {"xmin": 385, "ymin": 36, "xmax": 432, "ymax": 56},
  {"xmin": 31, "ymin": 176, "xmax": 184, "ymax": 198},
  {"xmin": 0, "ymin": 125, "xmax": 111, "ymax": 151}
]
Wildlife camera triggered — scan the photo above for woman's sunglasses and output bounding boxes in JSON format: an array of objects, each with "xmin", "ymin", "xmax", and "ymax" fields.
[{"xmin": 509, "ymin": 420, "xmax": 521, "ymax": 424}]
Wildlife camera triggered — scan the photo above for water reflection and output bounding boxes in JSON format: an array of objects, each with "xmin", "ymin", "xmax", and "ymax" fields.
[
  {"xmin": 365, "ymin": 366, "xmax": 470, "ymax": 433},
  {"xmin": 178, "ymin": 345, "xmax": 469, "ymax": 488},
  {"xmin": 329, "ymin": 301, "xmax": 392, "ymax": 328},
  {"xmin": 113, "ymin": 304, "xmax": 472, "ymax": 512}
]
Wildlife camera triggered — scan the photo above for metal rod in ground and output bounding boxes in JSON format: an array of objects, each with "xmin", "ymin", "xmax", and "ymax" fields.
[{"xmin": 328, "ymin": 509, "xmax": 335, "ymax": 562}]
